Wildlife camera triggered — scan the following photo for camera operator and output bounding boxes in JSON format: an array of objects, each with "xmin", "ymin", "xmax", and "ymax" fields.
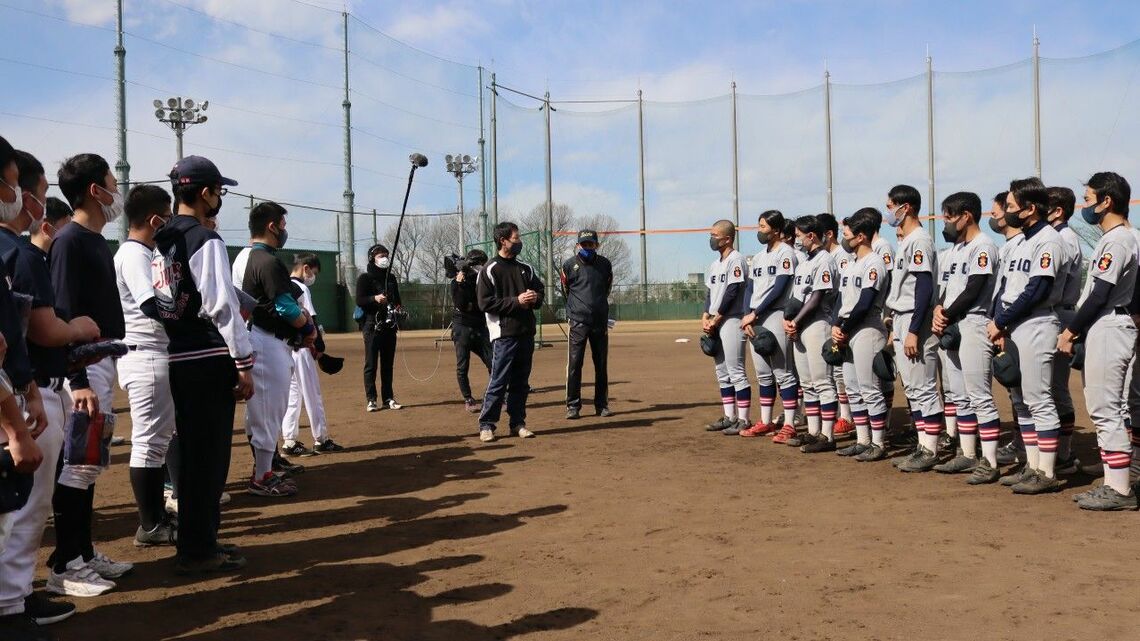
[
  {"xmin": 356, "ymin": 244, "xmax": 403, "ymax": 412},
  {"xmin": 449, "ymin": 249, "xmax": 492, "ymax": 412}
]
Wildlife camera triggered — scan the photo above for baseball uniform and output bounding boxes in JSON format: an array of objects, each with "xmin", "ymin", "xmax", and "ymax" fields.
[
  {"xmin": 789, "ymin": 247, "xmax": 838, "ymax": 439},
  {"xmin": 936, "ymin": 246, "xmax": 961, "ymax": 437},
  {"xmin": 746, "ymin": 243, "xmax": 798, "ymax": 426},
  {"xmin": 706, "ymin": 249, "xmax": 750, "ymax": 423},
  {"xmin": 1072, "ymin": 224, "xmax": 1138, "ymax": 494},
  {"xmin": 830, "ymin": 245, "xmax": 854, "ymax": 424},
  {"xmin": 836, "ymin": 250, "xmax": 888, "ymax": 448},
  {"xmin": 282, "ymin": 277, "xmax": 329, "ymax": 447},
  {"xmin": 886, "ymin": 226, "xmax": 943, "ymax": 451},
  {"xmin": 993, "ymin": 220, "xmax": 1063, "ymax": 479},
  {"xmin": 1053, "ymin": 222, "xmax": 1083, "ymax": 460}
]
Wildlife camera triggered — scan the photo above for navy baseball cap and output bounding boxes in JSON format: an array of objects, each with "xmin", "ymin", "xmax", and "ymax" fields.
[
  {"xmin": 577, "ymin": 229, "xmax": 599, "ymax": 244},
  {"xmin": 169, "ymin": 155, "xmax": 238, "ymax": 188}
]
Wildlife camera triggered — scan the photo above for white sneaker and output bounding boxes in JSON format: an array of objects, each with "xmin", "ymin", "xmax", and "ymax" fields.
[
  {"xmin": 47, "ymin": 558, "xmax": 115, "ymax": 597},
  {"xmin": 479, "ymin": 429, "xmax": 495, "ymax": 443},
  {"xmin": 516, "ymin": 427, "xmax": 535, "ymax": 439},
  {"xmin": 219, "ymin": 491, "xmax": 231, "ymax": 506},
  {"xmin": 386, "ymin": 399, "xmax": 403, "ymax": 410},
  {"xmin": 87, "ymin": 552, "xmax": 133, "ymax": 579}
]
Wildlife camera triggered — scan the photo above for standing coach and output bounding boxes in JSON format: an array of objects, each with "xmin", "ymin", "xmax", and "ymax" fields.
[{"xmin": 561, "ymin": 229, "xmax": 613, "ymax": 420}]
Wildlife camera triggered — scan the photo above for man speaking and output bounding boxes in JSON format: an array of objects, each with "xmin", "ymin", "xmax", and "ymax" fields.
[{"xmin": 561, "ymin": 229, "xmax": 614, "ymax": 420}]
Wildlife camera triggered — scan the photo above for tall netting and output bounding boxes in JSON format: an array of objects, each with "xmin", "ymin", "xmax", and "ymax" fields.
[
  {"xmin": 492, "ymin": 97, "xmax": 548, "ymax": 228},
  {"xmin": 737, "ymin": 86, "xmax": 828, "ymax": 250},
  {"xmin": 642, "ymin": 96, "xmax": 734, "ymax": 282},
  {"xmin": 830, "ymin": 74, "xmax": 928, "ymax": 222}
]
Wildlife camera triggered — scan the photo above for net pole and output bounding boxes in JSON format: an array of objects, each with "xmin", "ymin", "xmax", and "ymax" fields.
[
  {"xmin": 730, "ymin": 81, "xmax": 740, "ymax": 244},
  {"xmin": 1033, "ymin": 28, "xmax": 1042, "ymax": 179},
  {"xmin": 340, "ymin": 11, "xmax": 357, "ymax": 286},
  {"xmin": 114, "ymin": 0, "xmax": 130, "ymax": 241},
  {"xmin": 824, "ymin": 67, "xmax": 834, "ymax": 215},
  {"xmin": 478, "ymin": 66, "xmax": 489, "ymax": 242},
  {"xmin": 638, "ymin": 89, "xmax": 648, "ymax": 304},
  {"xmin": 925, "ymin": 51, "xmax": 936, "ymax": 236},
  {"xmin": 490, "ymin": 73, "xmax": 499, "ymax": 227},
  {"xmin": 543, "ymin": 91, "xmax": 554, "ymax": 346}
]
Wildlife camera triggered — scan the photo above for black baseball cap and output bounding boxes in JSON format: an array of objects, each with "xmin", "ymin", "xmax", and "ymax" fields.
[
  {"xmin": 169, "ymin": 155, "xmax": 238, "ymax": 188},
  {"xmin": 577, "ymin": 229, "xmax": 599, "ymax": 244}
]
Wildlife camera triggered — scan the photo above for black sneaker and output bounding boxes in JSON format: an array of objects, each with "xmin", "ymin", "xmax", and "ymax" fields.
[
  {"xmin": 0, "ymin": 613, "xmax": 54, "ymax": 641},
  {"xmin": 566, "ymin": 407, "xmax": 581, "ymax": 420},
  {"xmin": 801, "ymin": 438, "xmax": 836, "ymax": 454},
  {"xmin": 888, "ymin": 429, "xmax": 919, "ymax": 449},
  {"xmin": 282, "ymin": 442, "xmax": 314, "ymax": 457},
  {"xmin": 313, "ymin": 439, "xmax": 345, "ymax": 453},
  {"xmin": 788, "ymin": 432, "xmax": 819, "ymax": 448},
  {"xmin": 272, "ymin": 453, "xmax": 305, "ymax": 477},
  {"xmin": 23, "ymin": 592, "xmax": 75, "ymax": 626},
  {"xmin": 996, "ymin": 441, "xmax": 1024, "ymax": 466}
]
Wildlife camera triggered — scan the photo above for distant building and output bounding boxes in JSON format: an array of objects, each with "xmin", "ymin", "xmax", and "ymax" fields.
[{"xmin": 687, "ymin": 272, "xmax": 703, "ymax": 284}]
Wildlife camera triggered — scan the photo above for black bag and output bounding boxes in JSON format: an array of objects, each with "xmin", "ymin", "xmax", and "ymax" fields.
[{"xmin": 0, "ymin": 446, "xmax": 34, "ymax": 515}]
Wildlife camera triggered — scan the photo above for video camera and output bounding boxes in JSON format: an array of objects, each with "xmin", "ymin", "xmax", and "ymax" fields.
[{"xmin": 443, "ymin": 253, "xmax": 473, "ymax": 280}]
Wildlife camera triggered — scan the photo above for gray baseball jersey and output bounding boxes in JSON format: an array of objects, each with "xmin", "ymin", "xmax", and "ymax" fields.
[
  {"xmin": 749, "ymin": 243, "xmax": 797, "ymax": 311},
  {"xmin": 1055, "ymin": 224, "xmax": 1084, "ymax": 307},
  {"xmin": 944, "ymin": 233, "xmax": 998, "ymax": 315},
  {"xmin": 706, "ymin": 249, "xmax": 748, "ymax": 315},
  {"xmin": 791, "ymin": 248, "xmax": 837, "ymax": 318},
  {"xmin": 998, "ymin": 223, "xmax": 1063, "ymax": 310},
  {"xmin": 838, "ymin": 251, "xmax": 886, "ymax": 318},
  {"xmin": 937, "ymin": 246, "xmax": 956, "ymax": 303},
  {"xmin": 831, "ymin": 245, "xmax": 852, "ymax": 276},
  {"xmin": 887, "ymin": 227, "xmax": 936, "ymax": 313},
  {"xmin": 992, "ymin": 232, "xmax": 1024, "ymax": 308},
  {"xmin": 1079, "ymin": 224, "xmax": 1139, "ymax": 309}
]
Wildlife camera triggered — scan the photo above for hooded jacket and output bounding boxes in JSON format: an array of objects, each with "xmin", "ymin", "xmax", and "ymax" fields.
[{"xmin": 355, "ymin": 263, "xmax": 402, "ymax": 331}]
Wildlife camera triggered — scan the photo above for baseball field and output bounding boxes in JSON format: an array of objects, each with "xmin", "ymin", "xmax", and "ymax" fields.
[{"xmin": 50, "ymin": 320, "xmax": 1134, "ymax": 640}]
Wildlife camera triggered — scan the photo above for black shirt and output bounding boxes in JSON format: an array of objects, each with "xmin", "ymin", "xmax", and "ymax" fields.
[
  {"xmin": 476, "ymin": 254, "xmax": 545, "ymax": 339},
  {"xmin": 0, "ymin": 228, "xmax": 66, "ymax": 378},
  {"xmin": 561, "ymin": 253, "xmax": 613, "ymax": 327},
  {"xmin": 240, "ymin": 243, "xmax": 300, "ymax": 337},
  {"xmin": 50, "ymin": 221, "xmax": 125, "ymax": 340},
  {"xmin": 355, "ymin": 265, "xmax": 402, "ymax": 331},
  {"xmin": 451, "ymin": 271, "xmax": 485, "ymax": 328}
]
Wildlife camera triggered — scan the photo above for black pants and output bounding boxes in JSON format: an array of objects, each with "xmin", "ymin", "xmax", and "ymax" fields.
[
  {"xmin": 566, "ymin": 321, "xmax": 609, "ymax": 411},
  {"xmin": 170, "ymin": 355, "xmax": 237, "ymax": 560},
  {"xmin": 452, "ymin": 323, "xmax": 493, "ymax": 400},
  {"xmin": 363, "ymin": 327, "xmax": 398, "ymax": 402}
]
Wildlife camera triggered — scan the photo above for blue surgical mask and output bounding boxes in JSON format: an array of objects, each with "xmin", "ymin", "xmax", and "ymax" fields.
[
  {"xmin": 884, "ymin": 205, "xmax": 903, "ymax": 228},
  {"xmin": 1081, "ymin": 201, "xmax": 1105, "ymax": 225},
  {"xmin": 578, "ymin": 247, "xmax": 596, "ymax": 260}
]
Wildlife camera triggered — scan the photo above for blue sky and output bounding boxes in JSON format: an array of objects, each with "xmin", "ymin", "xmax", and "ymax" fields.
[{"xmin": 1, "ymin": 0, "xmax": 1138, "ymax": 280}]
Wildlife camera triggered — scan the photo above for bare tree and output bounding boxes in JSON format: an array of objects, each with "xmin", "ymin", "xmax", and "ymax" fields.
[
  {"xmin": 381, "ymin": 214, "xmax": 429, "ymax": 282},
  {"xmin": 575, "ymin": 212, "xmax": 634, "ymax": 285}
]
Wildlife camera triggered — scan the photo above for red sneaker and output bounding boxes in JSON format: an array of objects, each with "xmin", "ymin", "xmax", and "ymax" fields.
[
  {"xmin": 833, "ymin": 418, "xmax": 854, "ymax": 436},
  {"xmin": 740, "ymin": 422, "xmax": 775, "ymax": 437},
  {"xmin": 771, "ymin": 424, "xmax": 797, "ymax": 444}
]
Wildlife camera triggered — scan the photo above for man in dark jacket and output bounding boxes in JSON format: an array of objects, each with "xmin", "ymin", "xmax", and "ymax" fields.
[
  {"xmin": 476, "ymin": 222, "xmax": 545, "ymax": 443},
  {"xmin": 561, "ymin": 229, "xmax": 614, "ymax": 419},
  {"xmin": 450, "ymin": 249, "xmax": 492, "ymax": 412},
  {"xmin": 356, "ymin": 244, "xmax": 402, "ymax": 412}
]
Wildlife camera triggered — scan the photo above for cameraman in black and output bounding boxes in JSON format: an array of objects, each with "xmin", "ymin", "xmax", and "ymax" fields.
[
  {"xmin": 449, "ymin": 249, "xmax": 492, "ymax": 412},
  {"xmin": 356, "ymin": 244, "xmax": 403, "ymax": 412}
]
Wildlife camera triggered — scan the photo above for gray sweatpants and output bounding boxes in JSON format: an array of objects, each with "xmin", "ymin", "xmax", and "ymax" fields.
[
  {"xmin": 715, "ymin": 317, "xmax": 749, "ymax": 392},
  {"xmin": 891, "ymin": 311, "xmax": 942, "ymax": 417}
]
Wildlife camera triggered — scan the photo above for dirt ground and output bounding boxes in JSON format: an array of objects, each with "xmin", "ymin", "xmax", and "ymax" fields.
[{"xmin": 46, "ymin": 320, "xmax": 1140, "ymax": 640}]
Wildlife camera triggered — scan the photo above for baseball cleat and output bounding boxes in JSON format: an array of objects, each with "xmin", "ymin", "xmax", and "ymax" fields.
[
  {"xmin": 1054, "ymin": 454, "xmax": 1080, "ymax": 476},
  {"xmin": 898, "ymin": 446, "xmax": 939, "ymax": 473},
  {"xmin": 933, "ymin": 454, "xmax": 979, "ymax": 474},
  {"xmin": 1080, "ymin": 461, "xmax": 1105, "ymax": 477},
  {"xmin": 721, "ymin": 419, "xmax": 746, "ymax": 436},
  {"xmin": 478, "ymin": 429, "xmax": 495, "ymax": 443},
  {"xmin": 996, "ymin": 441, "xmax": 1024, "ymax": 466},
  {"xmin": 566, "ymin": 407, "xmax": 581, "ymax": 420},
  {"xmin": 888, "ymin": 429, "xmax": 919, "ymax": 449},
  {"xmin": 801, "ymin": 438, "xmax": 836, "ymax": 454},
  {"xmin": 739, "ymin": 421, "xmax": 775, "ymax": 437},
  {"xmin": 854, "ymin": 444, "xmax": 888, "ymax": 462},
  {"xmin": 272, "ymin": 454, "xmax": 305, "ymax": 477},
  {"xmin": 771, "ymin": 424, "xmax": 797, "ymax": 444},
  {"xmin": 248, "ymin": 472, "xmax": 298, "ymax": 498},
  {"xmin": 999, "ymin": 465, "xmax": 1034, "ymax": 487},
  {"xmin": 1072, "ymin": 484, "xmax": 1107, "ymax": 503},
  {"xmin": 892, "ymin": 446, "xmax": 922, "ymax": 468},
  {"xmin": 788, "ymin": 432, "xmax": 819, "ymax": 448},
  {"xmin": 832, "ymin": 418, "xmax": 854, "ymax": 437},
  {"xmin": 1076, "ymin": 486, "xmax": 1139, "ymax": 511},
  {"xmin": 937, "ymin": 433, "xmax": 957, "ymax": 454},
  {"xmin": 705, "ymin": 416, "xmax": 734, "ymax": 432},
  {"xmin": 366, "ymin": 400, "xmax": 380, "ymax": 412},
  {"xmin": 1011, "ymin": 470, "xmax": 1062, "ymax": 495},
  {"xmin": 837, "ymin": 442, "xmax": 869, "ymax": 457},
  {"xmin": 966, "ymin": 459, "xmax": 1001, "ymax": 485}
]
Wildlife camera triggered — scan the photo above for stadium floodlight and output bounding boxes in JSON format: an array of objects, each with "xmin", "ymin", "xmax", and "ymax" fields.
[
  {"xmin": 444, "ymin": 152, "xmax": 479, "ymax": 254},
  {"xmin": 154, "ymin": 96, "xmax": 210, "ymax": 160}
]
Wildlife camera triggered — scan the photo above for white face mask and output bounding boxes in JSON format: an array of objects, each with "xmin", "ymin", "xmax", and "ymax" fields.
[
  {"xmin": 374, "ymin": 256, "xmax": 390, "ymax": 269},
  {"xmin": 0, "ymin": 180, "xmax": 23, "ymax": 223},
  {"xmin": 303, "ymin": 271, "xmax": 316, "ymax": 287},
  {"xmin": 97, "ymin": 185, "xmax": 124, "ymax": 224}
]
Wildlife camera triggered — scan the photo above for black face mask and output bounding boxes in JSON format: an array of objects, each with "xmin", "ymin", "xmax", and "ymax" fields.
[
  {"xmin": 709, "ymin": 236, "xmax": 723, "ymax": 252},
  {"xmin": 756, "ymin": 231, "xmax": 770, "ymax": 244},
  {"xmin": 942, "ymin": 221, "xmax": 959, "ymax": 243},
  {"xmin": 1004, "ymin": 209, "xmax": 1027, "ymax": 229},
  {"xmin": 206, "ymin": 191, "xmax": 222, "ymax": 218},
  {"xmin": 988, "ymin": 216, "xmax": 1004, "ymax": 233}
]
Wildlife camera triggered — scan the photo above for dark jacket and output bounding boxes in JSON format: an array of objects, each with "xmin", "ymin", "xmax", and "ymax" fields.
[
  {"xmin": 561, "ymin": 253, "xmax": 612, "ymax": 327},
  {"xmin": 355, "ymin": 264, "xmax": 401, "ymax": 332},
  {"xmin": 476, "ymin": 254, "xmax": 545, "ymax": 340},
  {"xmin": 451, "ymin": 270, "xmax": 485, "ymax": 328}
]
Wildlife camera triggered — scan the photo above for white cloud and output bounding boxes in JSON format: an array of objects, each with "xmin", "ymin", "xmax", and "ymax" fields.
[
  {"xmin": 384, "ymin": 2, "xmax": 489, "ymax": 46},
  {"xmin": 53, "ymin": 0, "xmax": 116, "ymax": 25}
]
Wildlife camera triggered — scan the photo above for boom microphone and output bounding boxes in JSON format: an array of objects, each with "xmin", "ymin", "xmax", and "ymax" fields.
[
  {"xmin": 409, "ymin": 152, "xmax": 428, "ymax": 168},
  {"xmin": 391, "ymin": 152, "xmax": 428, "ymax": 275}
]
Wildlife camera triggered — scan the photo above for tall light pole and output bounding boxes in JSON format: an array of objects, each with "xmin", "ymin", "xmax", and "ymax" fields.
[
  {"xmin": 446, "ymin": 153, "xmax": 478, "ymax": 254},
  {"xmin": 154, "ymin": 97, "xmax": 208, "ymax": 160}
]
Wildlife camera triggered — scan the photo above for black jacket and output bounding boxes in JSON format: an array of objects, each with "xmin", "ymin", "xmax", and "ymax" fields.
[
  {"xmin": 561, "ymin": 253, "xmax": 612, "ymax": 327},
  {"xmin": 476, "ymin": 254, "xmax": 545, "ymax": 340},
  {"xmin": 451, "ymin": 270, "xmax": 485, "ymax": 328},
  {"xmin": 355, "ymin": 264, "xmax": 401, "ymax": 332}
]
